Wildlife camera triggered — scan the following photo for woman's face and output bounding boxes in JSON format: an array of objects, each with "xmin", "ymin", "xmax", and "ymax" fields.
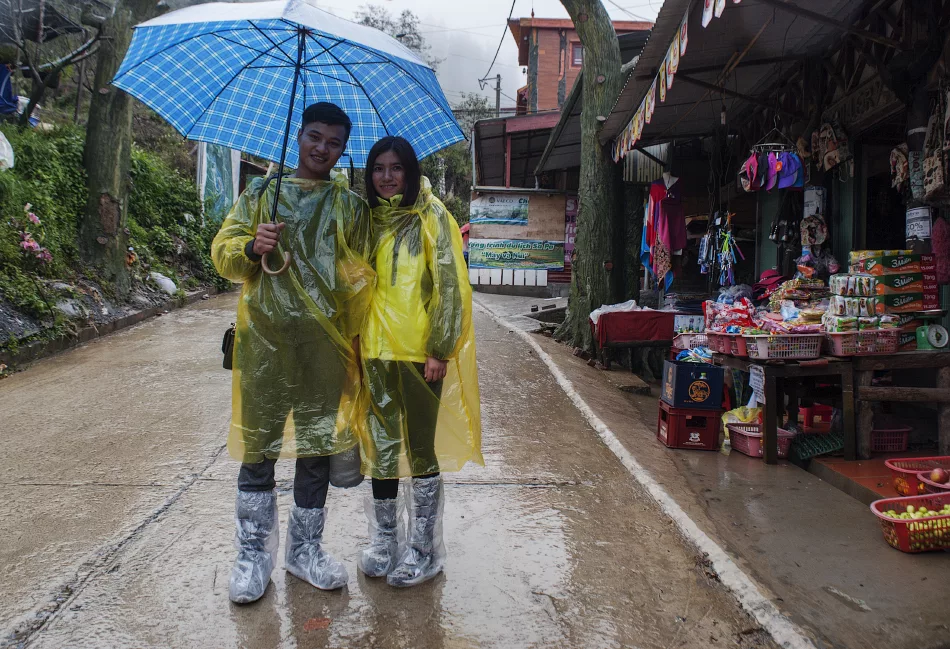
[{"xmin": 372, "ymin": 150, "xmax": 406, "ymax": 200}]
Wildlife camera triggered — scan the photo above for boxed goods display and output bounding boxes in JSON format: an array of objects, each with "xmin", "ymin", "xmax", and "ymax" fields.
[
  {"xmin": 879, "ymin": 293, "xmax": 926, "ymax": 313},
  {"xmin": 898, "ymin": 331, "xmax": 918, "ymax": 351},
  {"xmin": 874, "ymin": 273, "xmax": 923, "ymax": 294},
  {"xmin": 661, "ymin": 360, "xmax": 723, "ymax": 410},
  {"xmin": 850, "ymin": 250, "xmax": 921, "ymax": 275}
]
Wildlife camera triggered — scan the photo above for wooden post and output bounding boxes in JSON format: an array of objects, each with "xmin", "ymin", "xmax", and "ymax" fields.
[
  {"xmin": 840, "ymin": 366, "xmax": 856, "ymax": 461},
  {"xmin": 938, "ymin": 366, "xmax": 950, "ymax": 455},
  {"xmin": 763, "ymin": 373, "xmax": 779, "ymax": 464},
  {"xmin": 855, "ymin": 369, "xmax": 873, "ymax": 460}
]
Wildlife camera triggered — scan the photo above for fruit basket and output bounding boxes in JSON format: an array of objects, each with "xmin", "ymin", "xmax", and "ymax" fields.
[
  {"xmin": 871, "ymin": 426, "xmax": 911, "ymax": 453},
  {"xmin": 824, "ymin": 329, "xmax": 899, "ymax": 356},
  {"xmin": 727, "ymin": 423, "xmax": 795, "ymax": 459},
  {"xmin": 870, "ymin": 493, "xmax": 950, "ymax": 553},
  {"xmin": 744, "ymin": 334, "xmax": 822, "ymax": 360},
  {"xmin": 917, "ymin": 471, "xmax": 950, "ymax": 494},
  {"xmin": 885, "ymin": 456, "xmax": 950, "ymax": 496}
]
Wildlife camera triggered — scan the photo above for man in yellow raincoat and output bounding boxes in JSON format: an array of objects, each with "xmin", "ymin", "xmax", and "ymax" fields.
[{"xmin": 212, "ymin": 103, "xmax": 374, "ymax": 603}]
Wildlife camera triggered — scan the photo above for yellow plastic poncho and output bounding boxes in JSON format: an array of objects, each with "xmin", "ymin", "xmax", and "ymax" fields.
[
  {"xmin": 360, "ymin": 178, "xmax": 482, "ymax": 479},
  {"xmin": 212, "ymin": 172, "xmax": 375, "ymax": 463}
]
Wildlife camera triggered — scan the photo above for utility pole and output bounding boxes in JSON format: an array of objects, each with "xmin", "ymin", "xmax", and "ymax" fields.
[{"xmin": 479, "ymin": 73, "xmax": 502, "ymax": 117}]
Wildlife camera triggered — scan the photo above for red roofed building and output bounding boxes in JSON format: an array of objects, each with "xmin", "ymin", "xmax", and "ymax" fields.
[{"xmin": 508, "ymin": 16, "xmax": 652, "ymax": 114}]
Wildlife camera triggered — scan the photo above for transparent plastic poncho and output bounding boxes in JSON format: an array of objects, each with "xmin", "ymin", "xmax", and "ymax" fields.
[
  {"xmin": 212, "ymin": 172, "xmax": 374, "ymax": 463},
  {"xmin": 360, "ymin": 178, "xmax": 482, "ymax": 479}
]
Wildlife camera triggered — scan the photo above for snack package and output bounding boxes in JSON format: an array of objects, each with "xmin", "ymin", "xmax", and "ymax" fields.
[
  {"xmin": 858, "ymin": 316, "xmax": 880, "ymax": 330},
  {"xmin": 822, "ymin": 314, "xmax": 858, "ymax": 332},
  {"xmin": 829, "ymin": 295, "xmax": 883, "ymax": 317},
  {"xmin": 830, "ymin": 273, "xmax": 877, "ymax": 296},
  {"xmin": 878, "ymin": 314, "xmax": 901, "ymax": 329}
]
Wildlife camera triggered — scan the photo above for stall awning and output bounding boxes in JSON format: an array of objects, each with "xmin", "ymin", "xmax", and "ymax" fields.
[
  {"xmin": 602, "ymin": 0, "xmax": 871, "ymax": 156},
  {"xmin": 473, "ymin": 112, "xmax": 561, "ymax": 188}
]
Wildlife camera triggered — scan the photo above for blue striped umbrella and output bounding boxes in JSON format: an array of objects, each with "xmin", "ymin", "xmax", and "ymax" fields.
[{"xmin": 113, "ymin": 0, "xmax": 463, "ymax": 170}]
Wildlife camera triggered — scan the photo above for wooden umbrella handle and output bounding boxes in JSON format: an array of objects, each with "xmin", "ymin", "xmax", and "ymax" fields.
[{"xmin": 262, "ymin": 250, "xmax": 291, "ymax": 276}]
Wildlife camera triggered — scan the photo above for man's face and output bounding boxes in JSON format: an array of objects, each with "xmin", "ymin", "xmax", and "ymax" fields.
[{"xmin": 297, "ymin": 121, "xmax": 348, "ymax": 179}]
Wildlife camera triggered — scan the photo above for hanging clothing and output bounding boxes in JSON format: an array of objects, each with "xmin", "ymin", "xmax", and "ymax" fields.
[
  {"xmin": 360, "ymin": 178, "xmax": 483, "ymax": 479},
  {"xmin": 212, "ymin": 172, "xmax": 375, "ymax": 462},
  {"xmin": 648, "ymin": 178, "xmax": 687, "ymax": 290}
]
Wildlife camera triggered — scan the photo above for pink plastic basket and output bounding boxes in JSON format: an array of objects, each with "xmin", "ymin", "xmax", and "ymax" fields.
[
  {"xmin": 872, "ymin": 426, "xmax": 911, "ymax": 453},
  {"xmin": 727, "ymin": 423, "xmax": 795, "ymax": 459},
  {"xmin": 724, "ymin": 333, "xmax": 748, "ymax": 357},
  {"xmin": 673, "ymin": 333, "xmax": 709, "ymax": 350},
  {"xmin": 744, "ymin": 334, "xmax": 822, "ymax": 360},
  {"xmin": 825, "ymin": 330, "xmax": 899, "ymax": 356},
  {"xmin": 870, "ymin": 493, "xmax": 950, "ymax": 553}
]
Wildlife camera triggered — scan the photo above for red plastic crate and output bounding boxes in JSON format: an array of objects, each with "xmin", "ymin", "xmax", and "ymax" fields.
[
  {"xmin": 657, "ymin": 400, "xmax": 721, "ymax": 451},
  {"xmin": 870, "ymin": 493, "xmax": 950, "ymax": 553},
  {"xmin": 917, "ymin": 471, "xmax": 950, "ymax": 494},
  {"xmin": 871, "ymin": 426, "xmax": 911, "ymax": 453},
  {"xmin": 799, "ymin": 404, "xmax": 832, "ymax": 434},
  {"xmin": 885, "ymin": 456, "xmax": 950, "ymax": 496},
  {"xmin": 726, "ymin": 423, "xmax": 795, "ymax": 459}
]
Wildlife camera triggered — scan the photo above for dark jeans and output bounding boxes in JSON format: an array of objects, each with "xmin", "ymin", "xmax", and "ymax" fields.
[
  {"xmin": 238, "ymin": 456, "xmax": 330, "ymax": 509},
  {"xmin": 370, "ymin": 362, "xmax": 443, "ymax": 500}
]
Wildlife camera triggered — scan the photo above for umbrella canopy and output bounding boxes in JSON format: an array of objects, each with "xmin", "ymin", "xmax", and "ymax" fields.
[{"xmin": 112, "ymin": 0, "xmax": 463, "ymax": 167}]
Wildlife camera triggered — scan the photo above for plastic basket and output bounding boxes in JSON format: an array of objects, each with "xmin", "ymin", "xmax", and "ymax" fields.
[
  {"xmin": 724, "ymin": 333, "xmax": 748, "ymax": 357},
  {"xmin": 917, "ymin": 471, "xmax": 950, "ymax": 494},
  {"xmin": 871, "ymin": 426, "xmax": 911, "ymax": 453},
  {"xmin": 744, "ymin": 334, "xmax": 822, "ymax": 360},
  {"xmin": 789, "ymin": 431, "xmax": 844, "ymax": 462},
  {"xmin": 825, "ymin": 330, "xmax": 900, "ymax": 356},
  {"xmin": 869, "ymin": 493, "xmax": 950, "ymax": 553},
  {"xmin": 727, "ymin": 423, "xmax": 795, "ymax": 459},
  {"xmin": 885, "ymin": 456, "xmax": 950, "ymax": 496},
  {"xmin": 704, "ymin": 332, "xmax": 727, "ymax": 354},
  {"xmin": 673, "ymin": 333, "xmax": 709, "ymax": 350}
]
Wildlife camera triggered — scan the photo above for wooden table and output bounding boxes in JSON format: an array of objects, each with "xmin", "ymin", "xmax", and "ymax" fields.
[
  {"xmin": 852, "ymin": 352, "xmax": 950, "ymax": 458},
  {"xmin": 711, "ymin": 354, "xmax": 856, "ymax": 464}
]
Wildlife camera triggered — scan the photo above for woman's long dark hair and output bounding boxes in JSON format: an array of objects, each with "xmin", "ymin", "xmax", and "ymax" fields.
[{"xmin": 364, "ymin": 136, "xmax": 421, "ymax": 208}]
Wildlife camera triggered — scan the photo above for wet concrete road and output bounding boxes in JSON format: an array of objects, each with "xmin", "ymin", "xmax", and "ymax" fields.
[{"xmin": 1, "ymin": 293, "xmax": 775, "ymax": 649}]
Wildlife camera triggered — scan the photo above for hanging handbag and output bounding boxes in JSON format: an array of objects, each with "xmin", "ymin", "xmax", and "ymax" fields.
[{"xmin": 222, "ymin": 323, "xmax": 235, "ymax": 370}]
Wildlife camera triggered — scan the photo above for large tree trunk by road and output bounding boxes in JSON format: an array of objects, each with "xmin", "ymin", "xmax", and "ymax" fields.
[
  {"xmin": 80, "ymin": 0, "xmax": 157, "ymax": 297},
  {"xmin": 554, "ymin": 0, "xmax": 623, "ymax": 351}
]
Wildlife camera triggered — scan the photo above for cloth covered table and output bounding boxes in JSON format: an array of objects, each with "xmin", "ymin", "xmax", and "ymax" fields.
[{"xmin": 590, "ymin": 311, "xmax": 677, "ymax": 369}]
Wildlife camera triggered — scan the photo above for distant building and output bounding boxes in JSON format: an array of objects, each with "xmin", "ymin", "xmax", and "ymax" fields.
[{"xmin": 507, "ymin": 16, "xmax": 652, "ymax": 114}]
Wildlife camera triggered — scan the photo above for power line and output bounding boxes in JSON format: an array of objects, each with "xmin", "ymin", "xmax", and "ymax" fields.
[
  {"xmin": 604, "ymin": 0, "xmax": 653, "ymax": 22},
  {"xmin": 482, "ymin": 0, "xmax": 518, "ymax": 80}
]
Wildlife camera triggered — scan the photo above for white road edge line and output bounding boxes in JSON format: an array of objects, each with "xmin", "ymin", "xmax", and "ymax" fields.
[{"xmin": 475, "ymin": 302, "xmax": 817, "ymax": 649}]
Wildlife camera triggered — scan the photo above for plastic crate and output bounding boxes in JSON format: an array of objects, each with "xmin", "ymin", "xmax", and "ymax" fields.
[
  {"xmin": 871, "ymin": 426, "xmax": 911, "ymax": 453},
  {"xmin": 799, "ymin": 404, "xmax": 832, "ymax": 433},
  {"xmin": 727, "ymin": 423, "xmax": 795, "ymax": 459},
  {"xmin": 885, "ymin": 456, "xmax": 950, "ymax": 496},
  {"xmin": 869, "ymin": 493, "xmax": 950, "ymax": 553},
  {"xmin": 673, "ymin": 333, "xmax": 708, "ymax": 350},
  {"xmin": 724, "ymin": 333, "xmax": 748, "ymax": 357},
  {"xmin": 825, "ymin": 330, "xmax": 899, "ymax": 356},
  {"xmin": 744, "ymin": 334, "xmax": 822, "ymax": 360},
  {"xmin": 789, "ymin": 431, "xmax": 844, "ymax": 462},
  {"xmin": 917, "ymin": 471, "xmax": 950, "ymax": 494},
  {"xmin": 656, "ymin": 400, "xmax": 721, "ymax": 451}
]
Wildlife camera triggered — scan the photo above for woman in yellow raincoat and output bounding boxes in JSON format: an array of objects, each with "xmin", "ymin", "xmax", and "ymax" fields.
[{"xmin": 358, "ymin": 136, "xmax": 482, "ymax": 587}]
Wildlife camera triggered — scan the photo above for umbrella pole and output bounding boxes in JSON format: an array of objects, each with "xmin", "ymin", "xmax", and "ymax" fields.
[{"xmin": 262, "ymin": 28, "xmax": 306, "ymax": 276}]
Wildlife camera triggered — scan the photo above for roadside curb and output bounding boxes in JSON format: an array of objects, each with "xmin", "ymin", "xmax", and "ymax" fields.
[
  {"xmin": 0, "ymin": 287, "xmax": 228, "ymax": 370},
  {"xmin": 475, "ymin": 300, "xmax": 819, "ymax": 649}
]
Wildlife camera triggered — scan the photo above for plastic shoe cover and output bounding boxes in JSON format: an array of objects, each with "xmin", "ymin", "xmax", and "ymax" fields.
[
  {"xmin": 358, "ymin": 497, "xmax": 402, "ymax": 577},
  {"xmin": 387, "ymin": 476, "xmax": 445, "ymax": 588},
  {"xmin": 285, "ymin": 505, "xmax": 349, "ymax": 590},
  {"xmin": 229, "ymin": 490, "xmax": 279, "ymax": 604}
]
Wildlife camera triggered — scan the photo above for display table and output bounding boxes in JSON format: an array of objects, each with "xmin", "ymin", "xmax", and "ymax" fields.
[
  {"xmin": 711, "ymin": 354, "xmax": 856, "ymax": 464},
  {"xmin": 852, "ymin": 352, "xmax": 950, "ymax": 459},
  {"xmin": 591, "ymin": 311, "xmax": 676, "ymax": 369}
]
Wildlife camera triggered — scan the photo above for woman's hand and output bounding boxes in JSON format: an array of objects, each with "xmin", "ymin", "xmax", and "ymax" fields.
[{"xmin": 424, "ymin": 356, "xmax": 447, "ymax": 383}]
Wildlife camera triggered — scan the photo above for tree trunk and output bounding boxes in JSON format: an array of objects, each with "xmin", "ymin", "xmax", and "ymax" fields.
[
  {"xmin": 80, "ymin": 0, "xmax": 156, "ymax": 297},
  {"xmin": 554, "ymin": 0, "xmax": 622, "ymax": 351}
]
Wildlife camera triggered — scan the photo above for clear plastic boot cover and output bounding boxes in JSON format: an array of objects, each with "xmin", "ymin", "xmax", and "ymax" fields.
[
  {"xmin": 284, "ymin": 505, "xmax": 348, "ymax": 590},
  {"xmin": 229, "ymin": 490, "xmax": 279, "ymax": 604},
  {"xmin": 358, "ymin": 496, "xmax": 403, "ymax": 577},
  {"xmin": 387, "ymin": 475, "xmax": 445, "ymax": 587}
]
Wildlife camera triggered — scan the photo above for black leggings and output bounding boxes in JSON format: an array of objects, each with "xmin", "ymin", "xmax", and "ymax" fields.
[{"xmin": 238, "ymin": 456, "xmax": 330, "ymax": 509}]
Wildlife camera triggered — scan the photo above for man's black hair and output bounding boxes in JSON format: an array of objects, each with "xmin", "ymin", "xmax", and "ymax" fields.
[
  {"xmin": 364, "ymin": 136, "xmax": 421, "ymax": 208},
  {"xmin": 301, "ymin": 102, "xmax": 352, "ymax": 143}
]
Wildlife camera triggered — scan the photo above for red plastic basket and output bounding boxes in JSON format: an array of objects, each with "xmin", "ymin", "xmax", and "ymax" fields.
[
  {"xmin": 871, "ymin": 426, "xmax": 911, "ymax": 453},
  {"xmin": 917, "ymin": 471, "xmax": 950, "ymax": 494},
  {"xmin": 724, "ymin": 333, "xmax": 748, "ymax": 357},
  {"xmin": 885, "ymin": 456, "xmax": 950, "ymax": 496},
  {"xmin": 824, "ymin": 329, "xmax": 899, "ymax": 356},
  {"xmin": 727, "ymin": 423, "xmax": 795, "ymax": 459},
  {"xmin": 744, "ymin": 334, "xmax": 822, "ymax": 360},
  {"xmin": 704, "ymin": 332, "xmax": 728, "ymax": 354},
  {"xmin": 870, "ymin": 493, "xmax": 950, "ymax": 553}
]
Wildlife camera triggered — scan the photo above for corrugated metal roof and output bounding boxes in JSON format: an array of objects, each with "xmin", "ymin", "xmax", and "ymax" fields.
[{"xmin": 600, "ymin": 0, "xmax": 864, "ymax": 147}]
